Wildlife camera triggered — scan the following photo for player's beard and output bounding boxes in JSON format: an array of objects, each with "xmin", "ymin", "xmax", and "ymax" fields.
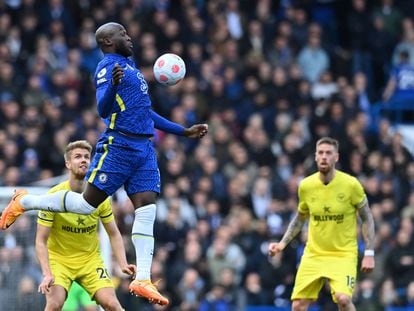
[
  {"xmin": 317, "ymin": 163, "xmax": 331, "ymax": 175},
  {"xmin": 73, "ymin": 171, "xmax": 87, "ymax": 180},
  {"xmin": 117, "ymin": 42, "xmax": 133, "ymax": 57}
]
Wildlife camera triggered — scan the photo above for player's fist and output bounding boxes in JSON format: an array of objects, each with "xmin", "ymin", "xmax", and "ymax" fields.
[
  {"xmin": 361, "ymin": 255, "xmax": 375, "ymax": 273},
  {"xmin": 184, "ymin": 123, "xmax": 208, "ymax": 139},
  {"xmin": 112, "ymin": 63, "xmax": 124, "ymax": 85},
  {"xmin": 122, "ymin": 263, "xmax": 137, "ymax": 277},
  {"xmin": 268, "ymin": 242, "xmax": 286, "ymax": 257}
]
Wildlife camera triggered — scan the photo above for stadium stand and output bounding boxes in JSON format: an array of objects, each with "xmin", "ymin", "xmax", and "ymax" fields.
[{"xmin": 0, "ymin": 0, "xmax": 414, "ymax": 310}]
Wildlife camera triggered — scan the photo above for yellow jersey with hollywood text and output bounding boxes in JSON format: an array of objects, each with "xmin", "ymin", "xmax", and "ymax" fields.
[
  {"xmin": 298, "ymin": 170, "xmax": 367, "ymax": 258},
  {"xmin": 37, "ymin": 181, "xmax": 114, "ymax": 265}
]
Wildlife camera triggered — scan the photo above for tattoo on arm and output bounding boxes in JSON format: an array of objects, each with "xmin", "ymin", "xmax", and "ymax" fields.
[
  {"xmin": 358, "ymin": 203, "xmax": 376, "ymax": 250},
  {"xmin": 281, "ymin": 212, "xmax": 307, "ymax": 246}
]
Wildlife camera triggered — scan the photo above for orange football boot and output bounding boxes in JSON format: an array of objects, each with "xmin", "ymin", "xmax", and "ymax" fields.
[
  {"xmin": 129, "ymin": 279, "xmax": 169, "ymax": 306},
  {"xmin": 0, "ymin": 189, "xmax": 27, "ymax": 230}
]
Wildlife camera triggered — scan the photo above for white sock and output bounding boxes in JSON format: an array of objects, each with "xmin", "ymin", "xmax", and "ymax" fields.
[
  {"xmin": 132, "ymin": 204, "xmax": 156, "ymax": 281},
  {"xmin": 20, "ymin": 191, "xmax": 95, "ymax": 214}
]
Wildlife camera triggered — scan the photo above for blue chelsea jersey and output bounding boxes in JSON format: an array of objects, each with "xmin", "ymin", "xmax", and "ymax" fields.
[
  {"xmin": 391, "ymin": 63, "xmax": 414, "ymax": 94},
  {"xmin": 94, "ymin": 53, "xmax": 154, "ymax": 135}
]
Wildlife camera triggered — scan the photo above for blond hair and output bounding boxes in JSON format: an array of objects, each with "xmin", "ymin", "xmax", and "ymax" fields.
[{"xmin": 64, "ymin": 140, "xmax": 93, "ymax": 161}]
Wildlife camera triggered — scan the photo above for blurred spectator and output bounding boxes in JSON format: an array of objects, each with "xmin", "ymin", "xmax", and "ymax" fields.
[
  {"xmin": 206, "ymin": 225, "xmax": 246, "ymax": 286},
  {"xmin": 297, "ymin": 33, "xmax": 330, "ymax": 83},
  {"xmin": 372, "ymin": 0, "xmax": 403, "ymax": 37},
  {"xmin": 392, "ymin": 17, "xmax": 414, "ymax": 67},
  {"xmin": 401, "ymin": 192, "xmax": 414, "ymax": 219},
  {"xmin": 379, "ymin": 278, "xmax": 401, "ymax": 307},
  {"xmin": 242, "ymin": 272, "xmax": 268, "ymax": 306},
  {"xmin": 21, "ymin": 74, "xmax": 49, "ymax": 108},
  {"xmin": 367, "ymin": 15, "xmax": 396, "ymax": 92},
  {"xmin": 19, "ymin": 148, "xmax": 42, "ymax": 185},
  {"xmin": 353, "ymin": 278, "xmax": 382, "ymax": 311},
  {"xmin": 156, "ymin": 183, "xmax": 197, "ymax": 228},
  {"xmin": 385, "ymin": 227, "xmax": 414, "ymax": 290},
  {"xmin": 266, "ymin": 35, "xmax": 294, "ymax": 69},
  {"xmin": 15, "ymin": 276, "xmax": 44, "ymax": 311},
  {"xmin": 383, "ymin": 50, "xmax": 414, "ymax": 105},
  {"xmin": 258, "ymin": 250, "xmax": 295, "ymax": 307},
  {"xmin": 406, "ymin": 281, "xmax": 414, "ymax": 308},
  {"xmin": 311, "ymin": 70, "xmax": 338, "ymax": 101},
  {"xmin": 176, "ymin": 267, "xmax": 205, "ymax": 310},
  {"xmin": 249, "ymin": 176, "xmax": 272, "ymax": 219},
  {"xmin": 240, "ymin": 20, "xmax": 265, "ymax": 56},
  {"xmin": 346, "ymin": 0, "xmax": 372, "ymax": 79},
  {"xmin": 199, "ymin": 283, "xmax": 236, "ymax": 311}
]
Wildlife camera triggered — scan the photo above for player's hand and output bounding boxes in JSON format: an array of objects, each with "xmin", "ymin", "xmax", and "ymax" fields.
[
  {"xmin": 184, "ymin": 123, "xmax": 208, "ymax": 138},
  {"xmin": 121, "ymin": 263, "xmax": 136, "ymax": 277},
  {"xmin": 361, "ymin": 255, "xmax": 375, "ymax": 273},
  {"xmin": 38, "ymin": 274, "xmax": 54, "ymax": 294},
  {"xmin": 112, "ymin": 63, "xmax": 124, "ymax": 85},
  {"xmin": 268, "ymin": 242, "xmax": 286, "ymax": 257}
]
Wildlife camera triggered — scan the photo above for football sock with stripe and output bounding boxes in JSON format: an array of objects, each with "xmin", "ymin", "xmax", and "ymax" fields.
[{"xmin": 132, "ymin": 204, "xmax": 156, "ymax": 280}]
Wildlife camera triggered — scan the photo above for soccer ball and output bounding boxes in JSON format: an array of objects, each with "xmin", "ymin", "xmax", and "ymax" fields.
[{"xmin": 153, "ymin": 53, "xmax": 186, "ymax": 86}]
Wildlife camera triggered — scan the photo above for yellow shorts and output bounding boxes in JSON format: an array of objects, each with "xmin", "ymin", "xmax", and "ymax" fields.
[
  {"xmin": 291, "ymin": 255, "xmax": 357, "ymax": 302},
  {"xmin": 50, "ymin": 256, "xmax": 114, "ymax": 299}
]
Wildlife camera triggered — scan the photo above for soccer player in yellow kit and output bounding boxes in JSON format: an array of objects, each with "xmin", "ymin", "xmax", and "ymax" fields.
[
  {"xmin": 268, "ymin": 137, "xmax": 375, "ymax": 311},
  {"xmin": 35, "ymin": 140, "xmax": 136, "ymax": 311}
]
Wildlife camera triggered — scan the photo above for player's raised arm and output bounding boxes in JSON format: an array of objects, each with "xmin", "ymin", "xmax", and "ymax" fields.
[
  {"xmin": 150, "ymin": 110, "xmax": 208, "ymax": 138},
  {"xmin": 150, "ymin": 110, "xmax": 186, "ymax": 135}
]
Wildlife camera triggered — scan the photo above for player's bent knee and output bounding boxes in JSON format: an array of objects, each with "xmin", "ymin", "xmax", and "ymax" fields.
[
  {"xmin": 45, "ymin": 300, "xmax": 65, "ymax": 311},
  {"xmin": 292, "ymin": 299, "xmax": 312, "ymax": 311},
  {"xmin": 335, "ymin": 293, "xmax": 352, "ymax": 307},
  {"xmin": 100, "ymin": 298, "xmax": 122, "ymax": 311}
]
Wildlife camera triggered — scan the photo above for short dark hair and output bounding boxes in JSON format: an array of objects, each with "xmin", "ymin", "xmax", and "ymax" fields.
[{"xmin": 316, "ymin": 137, "xmax": 339, "ymax": 151}]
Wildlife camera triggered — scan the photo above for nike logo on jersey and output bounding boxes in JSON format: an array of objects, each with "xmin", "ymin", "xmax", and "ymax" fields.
[{"xmin": 122, "ymin": 64, "xmax": 134, "ymax": 71}]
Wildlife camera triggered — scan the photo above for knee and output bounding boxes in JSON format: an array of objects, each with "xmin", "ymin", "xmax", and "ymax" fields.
[
  {"xmin": 130, "ymin": 191, "xmax": 156, "ymax": 207},
  {"xmin": 140, "ymin": 192, "xmax": 156, "ymax": 206},
  {"xmin": 292, "ymin": 299, "xmax": 310, "ymax": 311},
  {"xmin": 100, "ymin": 299, "xmax": 122, "ymax": 311},
  {"xmin": 335, "ymin": 293, "xmax": 352, "ymax": 308},
  {"xmin": 46, "ymin": 299, "xmax": 64, "ymax": 311}
]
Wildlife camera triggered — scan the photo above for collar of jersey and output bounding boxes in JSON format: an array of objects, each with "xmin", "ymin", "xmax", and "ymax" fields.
[{"xmin": 104, "ymin": 53, "xmax": 134, "ymax": 63}]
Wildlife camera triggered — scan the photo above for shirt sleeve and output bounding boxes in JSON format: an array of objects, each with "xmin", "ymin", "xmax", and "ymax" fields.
[
  {"xmin": 37, "ymin": 210, "xmax": 55, "ymax": 227},
  {"xmin": 150, "ymin": 110, "xmax": 185, "ymax": 135},
  {"xmin": 297, "ymin": 182, "xmax": 309, "ymax": 214},
  {"xmin": 98, "ymin": 198, "xmax": 115, "ymax": 224},
  {"xmin": 95, "ymin": 64, "xmax": 117, "ymax": 118},
  {"xmin": 37, "ymin": 187, "xmax": 59, "ymax": 226},
  {"xmin": 351, "ymin": 177, "xmax": 367, "ymax": 209}
]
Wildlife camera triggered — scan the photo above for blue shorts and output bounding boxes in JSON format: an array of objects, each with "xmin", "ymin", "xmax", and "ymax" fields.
[{"xmin": 86, "ymin": 130, "xmax": 160, "ymax": 196}]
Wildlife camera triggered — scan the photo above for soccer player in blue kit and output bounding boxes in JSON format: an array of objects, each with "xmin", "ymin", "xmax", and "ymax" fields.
[{"xmin": 0, "ymin": 22, "xmax": 208, "ymax": 306}]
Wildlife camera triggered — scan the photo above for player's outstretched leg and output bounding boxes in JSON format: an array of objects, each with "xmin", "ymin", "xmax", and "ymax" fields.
[
  {"xmin": 0, "ymin": 189, "xmax": 27, "ymax": 230},
  {"xmin": 129, "ymin": 280, "xmax": 169, "ymax": 306}
]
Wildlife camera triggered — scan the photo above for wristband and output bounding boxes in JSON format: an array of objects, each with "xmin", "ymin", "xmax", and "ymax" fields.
[{"xmin": 364, "ymin": 249, "xmax": 375, "ymax": 256}]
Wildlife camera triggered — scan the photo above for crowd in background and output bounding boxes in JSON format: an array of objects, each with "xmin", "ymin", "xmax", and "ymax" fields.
[{"xmin": 0, "ymin": 0, "xmax": 414, "ymax": 310}]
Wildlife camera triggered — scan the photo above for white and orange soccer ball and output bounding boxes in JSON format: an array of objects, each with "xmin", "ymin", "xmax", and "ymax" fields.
[{"xmin": 153, "ymin": 53, "xmax": 186, "ymax": 86}]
